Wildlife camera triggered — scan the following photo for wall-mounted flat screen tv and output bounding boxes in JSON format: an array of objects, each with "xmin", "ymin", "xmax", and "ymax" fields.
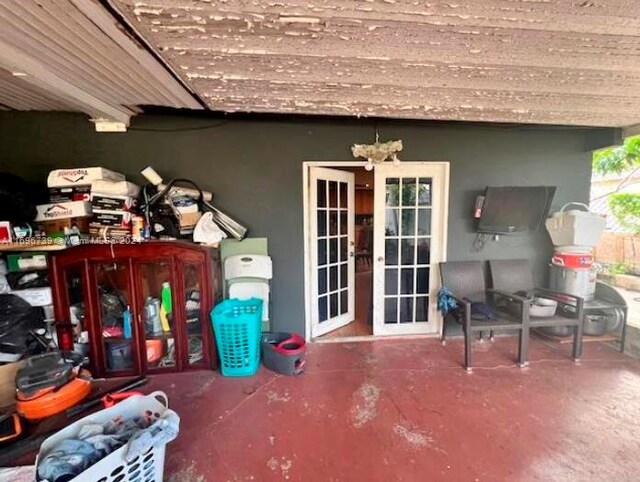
[{"xmin": 477, "ymin": 186, "xmax": 556, "ymax": 234}]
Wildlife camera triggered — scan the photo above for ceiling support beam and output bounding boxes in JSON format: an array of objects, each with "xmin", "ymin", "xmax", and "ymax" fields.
[
  {"xmin": 72, "ymin": 0, "xmax": 202, "ymax": 109},
  {"xmin": 584, "ymin": 128, "xmax": 624, "ymax": 152},
  {"xmin": 624, "ymin": 124, "xmax": 640, "ymax": 138},
  {"xmin": 0, "ymin": 38, "xmax": 133, "ymax": 124}
]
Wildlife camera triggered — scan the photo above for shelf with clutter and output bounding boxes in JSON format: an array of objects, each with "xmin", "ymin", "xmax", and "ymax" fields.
[
  {"xmin": 0, "ymin": 166, "xmax": 247, "ymax": 376},
  {"xmin": 49, "ymin": 240, "xmax": 221, "ymax": 377}
]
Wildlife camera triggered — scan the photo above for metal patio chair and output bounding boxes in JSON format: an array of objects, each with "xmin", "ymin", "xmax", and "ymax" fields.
[
  {"xmin": 489, "ymin": 259, "xmax": 584, "ymax": 364},
  {"xmin": 439, "ymin": 261, "xmax": 529, "ymax": 371}
]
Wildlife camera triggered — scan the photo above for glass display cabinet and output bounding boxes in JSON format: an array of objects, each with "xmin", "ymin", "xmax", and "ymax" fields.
[{"xmin": 49, "ymin": 241, "xmax": 220, "ymax": 377}]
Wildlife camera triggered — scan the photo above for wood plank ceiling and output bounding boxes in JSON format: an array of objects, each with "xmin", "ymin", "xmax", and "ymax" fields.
[
  {"xmin": 111, "ymin": 0, "xmax": 640, "ymax": 128},
  {"xmin": 0, "ymin": 0, "xmax": 200, "ymax": 123}
]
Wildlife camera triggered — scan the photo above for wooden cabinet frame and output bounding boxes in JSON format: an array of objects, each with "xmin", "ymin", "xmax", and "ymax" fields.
[{"xmin": 49, "ymin": 241, "xmax": 218, "ymax": 377}]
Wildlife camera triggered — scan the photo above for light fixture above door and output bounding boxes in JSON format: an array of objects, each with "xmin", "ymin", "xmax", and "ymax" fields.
[{"xmin": 351, "ymin": 127, "xmax": 403, "ymax": 171}]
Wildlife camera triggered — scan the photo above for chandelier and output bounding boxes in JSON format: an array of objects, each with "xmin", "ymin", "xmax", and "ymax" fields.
[{"xmin": 351, "ymin": 130, "xmax": 403, "ymax": 171}]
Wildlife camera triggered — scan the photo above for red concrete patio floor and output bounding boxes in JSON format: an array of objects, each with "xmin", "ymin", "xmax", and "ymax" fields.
[{"xmin": 147, "ymin": 337, "xmax": 640, "ymax": 482}]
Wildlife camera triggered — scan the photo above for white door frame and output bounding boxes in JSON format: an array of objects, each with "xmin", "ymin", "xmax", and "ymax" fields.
[
  {"xmin": 372, "ymin": 162, "xmax": 450, "ymax": 336},
  {"xmin": 303, "ymin": 161, "xmax": 449, "ymax": 341},
  {"xmin": 303, "ymin": 161, "xmax": 367, "ymax": 341}
]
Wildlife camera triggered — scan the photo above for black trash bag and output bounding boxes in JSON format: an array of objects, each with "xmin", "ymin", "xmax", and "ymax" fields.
[
  {"xmin": 6, "ymin": 270, "xmax": 50, "ymax": 290},
  {"xmin": 0, "ymin": 294, "xmax": 45, "ymax": 359}
]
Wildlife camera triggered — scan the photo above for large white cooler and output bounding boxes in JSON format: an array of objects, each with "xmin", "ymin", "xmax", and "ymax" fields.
[{"xmin": 545, "ymin": 202, "xmax": 606, "ymax": 248}]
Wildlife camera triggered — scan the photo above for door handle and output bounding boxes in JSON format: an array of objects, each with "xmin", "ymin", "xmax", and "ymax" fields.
[
  {"xmin": 349, "ymin": 252, "xmax": 355, "ymax": 258},
  {"xmin": 377, "ymin": 256, "xmax": 384, "ymax": 262}
]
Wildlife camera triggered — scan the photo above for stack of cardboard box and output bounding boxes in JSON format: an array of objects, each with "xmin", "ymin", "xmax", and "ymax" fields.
[
  {"xmin": 37, "ymin": 168, "xmax": 139, "ymax": 241},
  {"xmin": 37, "ymin": 168, "xmax": 124, "ymax": 239},
  {"xmin": 89, "ymin": 179, "xmax": 140, "ymax": 240}
]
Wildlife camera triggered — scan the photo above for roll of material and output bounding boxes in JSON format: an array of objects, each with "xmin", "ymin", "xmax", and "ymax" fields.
[
  {"xmin": 140, "ymin": 166, "xmax": 163, "ymax": 186},
  {"xmin": 141, "ymin": 166, "xmax": 213, "ymax": 201}
]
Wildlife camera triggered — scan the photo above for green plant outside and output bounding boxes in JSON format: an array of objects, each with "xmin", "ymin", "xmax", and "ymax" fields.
[
  {"xmin": 593, "ymin": 135, "xmax": 640, "ymax": 175},
  {"xmin": 608, "ymin": 193, "xmax": 640, "ymax": 234},
  {"xmin": 594, "ymin": 135, "xmax": 640, "ymax": 230},
  {"xmin": 607, "ymin": 262, "xmax": 630, "ymax": 276}
]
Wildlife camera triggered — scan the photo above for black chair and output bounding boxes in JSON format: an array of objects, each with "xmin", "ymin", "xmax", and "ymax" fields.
[
  {"xmin": 489, "ymin": 259, "xmax": 584, "ymax": 364},
  {"xmin": 439, "ymin": 261, "xmax": 529, "ymax": 371}
]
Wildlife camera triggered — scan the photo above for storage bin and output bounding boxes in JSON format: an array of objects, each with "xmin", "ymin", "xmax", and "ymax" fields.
[
  {"xmin": 36, "ymin": 391, "xmax": 175, "ymax": 482},
  {"xmin": 261, "ymin": 332, "xmax": 306, "ymax": 376},
  {"xmin": 7, "ymin": 252, "xmax": 48, "ymax": 272},
  {"xmin": 211, "ymin": 298, "xmax": 263, "ymax": 377}
]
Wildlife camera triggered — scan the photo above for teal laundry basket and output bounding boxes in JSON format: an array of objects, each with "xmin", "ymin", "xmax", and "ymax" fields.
[{"xmin": 211, "ymin": 298, "xmax": 263, "ymax": 377}]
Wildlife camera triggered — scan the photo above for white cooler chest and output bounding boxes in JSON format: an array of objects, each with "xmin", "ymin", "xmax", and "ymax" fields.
[{"xmin": 545, "ymin": 202, "xmax": 606, "ymax": 248}]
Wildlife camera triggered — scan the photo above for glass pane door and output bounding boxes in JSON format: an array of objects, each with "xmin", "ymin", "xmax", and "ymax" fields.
[
  {"xmin": 96, "ymin": 262, "xmax": 136, "ymax": 373},
  {"xmin": 373, "ymin": 164, "xmax": 448, "ymax": 336},
  {"xmin": 184, "ymin": 262, "xmax": 206, "ymax": 367},
  {"xmin": 63, "ymin": 265, "xmax": 90, "ymax": 367},
  {"xmin": 310, "ymin": 167, "xmax": 355, "ymax": 337},
  {"xmin": 138, "ymin": 260, "xmax": 177, "ymax": 371}
]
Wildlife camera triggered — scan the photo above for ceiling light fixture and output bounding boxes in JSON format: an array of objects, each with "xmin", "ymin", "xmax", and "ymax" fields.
[{"xmin": 351, "ymin": 127, "xmax": 403, "ymax": 171}]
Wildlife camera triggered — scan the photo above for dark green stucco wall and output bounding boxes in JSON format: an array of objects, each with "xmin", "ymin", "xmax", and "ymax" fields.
[{"xmin": 0, "ymin": 112, "xmax": 604, "ymax": 333}]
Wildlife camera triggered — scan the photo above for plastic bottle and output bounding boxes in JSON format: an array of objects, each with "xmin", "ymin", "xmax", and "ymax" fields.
[
  {"xmin": 160, "ymin": 282, "xmax": 172, "ymax": 332},
  {"xmin": 123, "ymin": 305, "xmax": 132, "ymax": 339},
  {"xmin": 144, "ymin": 297, "xmax": 163, "ymax": 335}
]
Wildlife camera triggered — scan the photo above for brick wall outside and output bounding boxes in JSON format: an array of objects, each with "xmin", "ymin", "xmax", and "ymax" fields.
[{"xmin": 595, "ymin": 232, "xmax": 640, "ymax": 274}]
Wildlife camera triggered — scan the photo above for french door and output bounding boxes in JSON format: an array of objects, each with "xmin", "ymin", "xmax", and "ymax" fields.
[
  {"xmin": 310, "ymin": 167, "xmax": 356, "ymax": 337},
  {"xmin": 373, "ymin": 163, "xmax": 449, "ymax": 336}
]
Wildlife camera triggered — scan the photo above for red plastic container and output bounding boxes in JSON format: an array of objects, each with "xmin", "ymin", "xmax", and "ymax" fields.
[{"xmin": 551, "ymin": 251, "xmax": 594, "ymax": 269}]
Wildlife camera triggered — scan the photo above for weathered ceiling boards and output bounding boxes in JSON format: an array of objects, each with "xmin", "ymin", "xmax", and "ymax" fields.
[
  {"xmin": 109, "ymin": 0, "xmax": 640, "ymax": 128},
  {"xmin": 0, "ymin": 0, "xmax": 200, "ymax": 124}
]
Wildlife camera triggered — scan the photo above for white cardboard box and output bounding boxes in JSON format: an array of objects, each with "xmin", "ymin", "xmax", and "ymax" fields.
[
  {"xmin": 92, "ymin": 180, "xmax": 140, "ymax": 197},
  {"xmin": 91, "ymin": 209, "xmax": 132, "ymax": 228},
  {"xmin": 10, "ymin": 287, "xmax": 53, "ymax": 307},
  {"xmin": 91, "ymin": 193, "xmax": 135, "ymax": 212},
  {"xmin": 35, "ymin": 201, "xmax": 92, "ymax": 221},
  {"xmin": 47, "ymin": 167, "xmax": 125, "ymax": 187}
]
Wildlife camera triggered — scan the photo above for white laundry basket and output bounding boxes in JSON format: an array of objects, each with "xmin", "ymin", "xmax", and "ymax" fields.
[{"xmin": 36, "ymin": 391, "xmax": 176, "ymax": 482}]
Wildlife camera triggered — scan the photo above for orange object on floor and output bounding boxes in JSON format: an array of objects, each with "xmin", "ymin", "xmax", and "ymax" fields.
[
  {"xmin": 15, "ymin": 372, "xmax": 92, "ymax": 421},
  {"xmin": 146, "ymin": 339, "xmax": 164, "ymax": 364}
]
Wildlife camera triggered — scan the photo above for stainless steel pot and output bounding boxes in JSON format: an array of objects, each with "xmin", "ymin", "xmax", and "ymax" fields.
[
  {"xmin": 584, "ymin": 312, "xmax": 608, "ymax": 336},
  {"xmin": 549, "ymin": 264, "xmax": 596, "ymax": 301}
]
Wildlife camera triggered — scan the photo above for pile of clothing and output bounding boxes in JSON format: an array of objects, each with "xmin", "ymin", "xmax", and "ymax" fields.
[{"xmin": 37, "ymin": 409, "xmax": 179, "ymax": 482}]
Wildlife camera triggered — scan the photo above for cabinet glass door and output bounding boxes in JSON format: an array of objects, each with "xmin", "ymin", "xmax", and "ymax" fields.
[
  {"xmin": 63, "ymin": 265, "xmax": 90, "ymax": 367},
  {"xmin": 183, "ymin": 262, "xmax": 206, "ymax": 367},
  {"xmin": 138, "ymin": 261, "xmax": 177, "ymax": 371},
  {"xmin": 96, "ymin": 262, "xmax": 136, "ymax": 373}
]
